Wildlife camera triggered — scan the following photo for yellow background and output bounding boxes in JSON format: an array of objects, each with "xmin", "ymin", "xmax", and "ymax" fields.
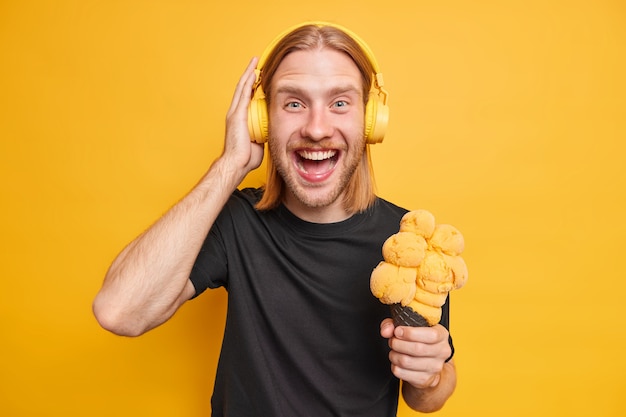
[{"xmin": 1, "ymin": 1, "xmax": 624, "ymax": 415}]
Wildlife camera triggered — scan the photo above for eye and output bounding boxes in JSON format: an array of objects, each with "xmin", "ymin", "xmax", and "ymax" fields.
[
  {"xmin": 332, "ymin": 100, "xmax": 351, "ymax": 112},
  {"xmin": 285, "ymin": 101, "xmax": 302, "ymax": 109}
]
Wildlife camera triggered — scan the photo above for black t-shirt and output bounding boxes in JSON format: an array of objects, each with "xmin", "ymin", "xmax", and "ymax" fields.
[{"xmin": 190, "ymin": 188, "xmax": 453, "ymax": 417}]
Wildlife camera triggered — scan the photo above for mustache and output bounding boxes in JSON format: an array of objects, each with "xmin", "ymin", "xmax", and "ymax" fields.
[{"xmin": 267, "ymin": 135, "xmax": 366, "ymax": 152}]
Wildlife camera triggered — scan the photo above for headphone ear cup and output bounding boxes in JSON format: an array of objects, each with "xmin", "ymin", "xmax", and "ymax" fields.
[
  {"xmin": 248, "ymin": 87, "xmax": 269, "ymax": 143},
  {"xmin": 364, "ymin": 93, "xmax": 389, "ymax": 144}
]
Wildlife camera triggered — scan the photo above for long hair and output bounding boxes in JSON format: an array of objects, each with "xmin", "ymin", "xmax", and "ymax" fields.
[{"xmin": 255, "ymin": 24, "xmax": 378, "ymax": 213}]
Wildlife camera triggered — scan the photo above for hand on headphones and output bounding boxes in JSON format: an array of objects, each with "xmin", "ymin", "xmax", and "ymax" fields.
[{"xmin": 223, "ymin": 57, "xmax": 265, "ymax": 175}]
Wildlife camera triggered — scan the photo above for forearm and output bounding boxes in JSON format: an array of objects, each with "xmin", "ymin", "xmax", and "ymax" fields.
[
  {"xmin": 93, "ymin": 156, "xmax": 247, "ymax": 336},
  {"xmin": 402, "ymin": 359, "xmax": 457, "ymax": 413}
]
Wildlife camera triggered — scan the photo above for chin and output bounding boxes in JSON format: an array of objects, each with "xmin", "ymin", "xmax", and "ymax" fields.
[{"xmin": 291, "ymin": 183, "xmax": 345, "ymax": 209}]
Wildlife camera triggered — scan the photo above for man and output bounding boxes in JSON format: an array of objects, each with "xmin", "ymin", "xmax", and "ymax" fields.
[{"xmin": 93, "ymin": 22, "xmax": 456, "ymax": 416}]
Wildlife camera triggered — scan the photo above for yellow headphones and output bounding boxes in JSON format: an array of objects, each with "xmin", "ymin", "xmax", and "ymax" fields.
[{"xmin": 247, "ymin": 21, "xmax": 389, "ymax": 144}]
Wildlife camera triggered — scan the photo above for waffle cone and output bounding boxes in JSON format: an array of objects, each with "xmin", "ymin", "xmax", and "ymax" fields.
[{"xmin": 390, "ymin": 303, "xmax": 430, "ymax": 327}]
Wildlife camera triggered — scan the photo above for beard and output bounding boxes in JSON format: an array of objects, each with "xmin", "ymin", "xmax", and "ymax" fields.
[{"xmin": 268, "ymin": 135, "xmax": 366, "ymax": 210}]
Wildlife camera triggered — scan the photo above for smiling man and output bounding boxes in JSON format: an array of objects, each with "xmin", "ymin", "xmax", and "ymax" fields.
[{"xmin": 93, "ymin": 22, "xmax": 457, "ymax": 416}]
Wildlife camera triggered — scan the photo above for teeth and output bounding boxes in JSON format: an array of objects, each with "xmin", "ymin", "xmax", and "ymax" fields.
[{"xmin": 297, "ymin": 150, "xmax": 337, "ymax": 161}]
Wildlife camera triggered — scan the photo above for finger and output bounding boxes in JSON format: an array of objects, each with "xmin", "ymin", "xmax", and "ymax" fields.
[
  {"xmin": 380, "ymin": 318, "xmax": 395, "ymax": 339},
  {"xmin": 392, "ymin": 368, "xmax": 438, "ymax": 389},
  {"xmin": 227, "ymin": 57, "xmax": 257, "ymax": 116},
  {"xmin": 429, "ymin": 373, "xmax": 441, "ymax": 387},
  {"xmin": 389, "ymin": 358, "xmax": 442, "ymax": 388},
  {"xmin": 227, "ymin": 57, "xmax": 259, "ymax": 117},
  {"xmin": 394, "ymin": 324, "xmax": 447, "ymax": 344},
  {"xmin": 390, "ymin": 336, "xmax": 452, "ymax": 365},
  {"xmin": 389, "ymin": 337, "xmax": 432, "ymax": 358}
]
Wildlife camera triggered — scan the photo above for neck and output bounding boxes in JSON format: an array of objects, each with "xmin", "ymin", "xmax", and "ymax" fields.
[{"xmin": 283, "ymin": 194, "xmax": 352, "ymax": 224}]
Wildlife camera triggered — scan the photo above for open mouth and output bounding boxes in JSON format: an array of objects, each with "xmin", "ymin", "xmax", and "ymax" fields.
[{"xmin": 294, "ymin": 149, "xmax": 339, "ymax": 180}]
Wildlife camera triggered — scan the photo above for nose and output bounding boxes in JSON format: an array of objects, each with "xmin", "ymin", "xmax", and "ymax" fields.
[{"xmin": 301, "ymin": 106, "xmax": 334, "ymax": 141}]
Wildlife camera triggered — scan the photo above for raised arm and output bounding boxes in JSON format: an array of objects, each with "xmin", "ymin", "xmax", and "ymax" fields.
[{"xmin": 93, "ymin": 57, "xmax": 263, "ymax": 337}]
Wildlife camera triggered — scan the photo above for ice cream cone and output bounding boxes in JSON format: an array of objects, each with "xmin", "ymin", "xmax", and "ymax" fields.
[{"xmin": 390, "ymin": 303, "xmax": 429, "ymax": 327}]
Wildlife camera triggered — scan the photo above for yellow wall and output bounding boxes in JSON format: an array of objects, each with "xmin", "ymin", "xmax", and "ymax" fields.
[{"xmin": 1, "ymin": 1, "xmax": 624, "ymax": 415}]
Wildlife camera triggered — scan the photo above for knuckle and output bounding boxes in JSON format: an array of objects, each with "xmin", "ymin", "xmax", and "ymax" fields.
[
  {"xmin": 410, "ymin": 342, "xmax": 427, "ymax": 357},
  {"xmin": 397, "ymin": 352, "xmax": 416, "ymax": 369}
]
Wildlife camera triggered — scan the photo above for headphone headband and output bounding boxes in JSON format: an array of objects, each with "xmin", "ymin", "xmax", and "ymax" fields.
[{"xmin": 256, "ymin": 21, "xmax": 384, "ymax": 89}]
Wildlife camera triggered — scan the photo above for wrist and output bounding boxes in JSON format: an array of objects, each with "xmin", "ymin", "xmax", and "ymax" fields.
[{"xmin": 210, "ymin": 155, "xmax": 249, "ymax": 188}]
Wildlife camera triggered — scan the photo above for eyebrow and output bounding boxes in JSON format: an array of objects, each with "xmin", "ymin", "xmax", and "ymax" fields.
[{"xmin": 273, "ymin": 84, "xmax": 362, "ymax": 99}]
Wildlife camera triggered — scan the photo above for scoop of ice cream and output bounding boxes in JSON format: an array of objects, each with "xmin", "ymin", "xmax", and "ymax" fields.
[
  {"xmin": 413, "ymin": 285, "xmax": 449, "ymax": 308},
  {"xmin": 417, "ymin": 277, "xmax": 455, "ymax": 294},
  {"xmin": 370, "ymin": 261, "xmax": 417, "ymax": 306},
  {"xmin": 399, "ymin": 209, "xmax": 436, "ymax": 239},
  {"xmin": 416, "ymin": 250, "xmax": 454, "ymax": 283},
  {"xmin": 443, "ymin": 253, "xmax": 469, "ymax": 289},
  {"xmin": 382, "ymin": 232, "xmax": 428, "ymax": 267},
  {"xmin": 429, "ymin": 224, "xmax": 465, "ymax": 256}
]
